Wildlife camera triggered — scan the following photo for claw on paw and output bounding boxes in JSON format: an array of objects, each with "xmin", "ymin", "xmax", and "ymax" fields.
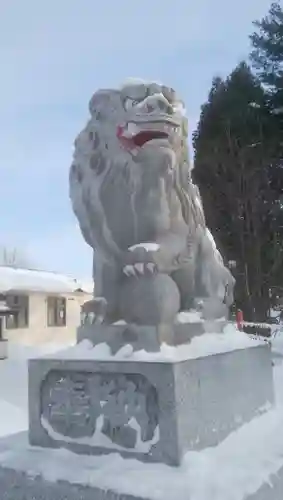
[
  {"xmin": 123, "ymin": 264, "xmax": 136, "ymax": 276},
  {"xmin": 134, "ymin": 263, "xmax": 144, "ymax": 274},
  {"xmin": 123, "ymin": 261, "xmax": 156, "ymax": 276},
  {"xmin": 146, "ymin": 262, "xmax": 155, "ymax": 273}
]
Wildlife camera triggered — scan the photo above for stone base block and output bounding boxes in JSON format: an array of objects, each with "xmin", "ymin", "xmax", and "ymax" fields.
[{"xmin": 29, "ymin": 343, "xmax": 274, "ymax": 467}]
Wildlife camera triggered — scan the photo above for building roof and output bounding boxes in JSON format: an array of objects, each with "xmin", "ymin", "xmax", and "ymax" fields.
[{"xmin": 0, "ymin": 266, "xmax": 93, "ymax": 295}]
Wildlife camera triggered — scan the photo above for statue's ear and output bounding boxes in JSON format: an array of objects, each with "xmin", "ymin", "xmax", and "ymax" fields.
[
  {"xmin": 89, "ymin": 90, "xmax": 111, "ymax": 116},
  {"xmin": 88, "ymin": 90, "xmax": 121, "ymax": 120}
]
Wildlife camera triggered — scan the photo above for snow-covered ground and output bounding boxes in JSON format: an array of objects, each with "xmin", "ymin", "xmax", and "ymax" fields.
[
  {"xmin": 0, "ymin": 336, "xmax": 283, "ymax": 500},
  {"xmin": 0, "ymin": 343, "xmax": 70, "ymax": 437},
  {"xmin": 270, "ymin": 325, "xmax": 283, "ymax": 358}
]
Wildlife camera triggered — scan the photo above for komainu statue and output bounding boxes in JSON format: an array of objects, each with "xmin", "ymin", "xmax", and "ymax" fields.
[{"xmin": 69, "ymin": 79, "xmax": 235, "ymax": 327}]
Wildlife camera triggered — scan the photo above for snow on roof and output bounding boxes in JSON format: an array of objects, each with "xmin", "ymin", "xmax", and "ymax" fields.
[{"xmin": 0, "ymin": 266, "xmax": 93, "ymax": 295}]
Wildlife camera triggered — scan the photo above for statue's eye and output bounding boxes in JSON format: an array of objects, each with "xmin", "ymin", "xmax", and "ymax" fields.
[
  {"xmin": 173, "ymin": 101, "xmax": 186, "ymax": 116},
  {"xmin": 124, "ymin": 98, "xmax": 139, "ymax": 110}
]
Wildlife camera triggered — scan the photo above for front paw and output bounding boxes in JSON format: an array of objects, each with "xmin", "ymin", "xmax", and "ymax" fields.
[
  {"xmin": 81, "ymin": 297, "xmax": 107, "ymax": 325},
  {"xmin": 122, "ymin": 243, "xmax": 160, "ymax": 277}
]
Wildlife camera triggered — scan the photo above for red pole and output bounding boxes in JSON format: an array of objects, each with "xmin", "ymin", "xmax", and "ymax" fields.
[{"xmin": 236, "ymin": 309, "xmax": 244, "ymax": 331}]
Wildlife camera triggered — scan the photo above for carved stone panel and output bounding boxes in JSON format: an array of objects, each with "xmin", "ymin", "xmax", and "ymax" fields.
[{"xmin": 41, "ymin": 371, "xmax": 159, "ymax": 451}]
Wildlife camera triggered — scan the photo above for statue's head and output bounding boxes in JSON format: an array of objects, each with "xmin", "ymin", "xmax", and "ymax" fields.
[
  {"xmin": 71, "ymin": 79, "xmax": 189, "ymax": 178},
  {"xmin": 111, "ymin": 80, "xmax": 187, "ymax": 169},
  {"xmin": 70, "ymin": 79, "xmax": 202, "ymax": 254}
]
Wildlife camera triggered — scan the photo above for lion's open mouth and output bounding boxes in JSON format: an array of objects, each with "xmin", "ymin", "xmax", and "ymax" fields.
[
  {"xmin": 132, "ymin": 130, "xmax": 169, "ymax": 147},
  {"xmin": 116, "ymin": 122, "xmax": 177, "ymax": 150}
]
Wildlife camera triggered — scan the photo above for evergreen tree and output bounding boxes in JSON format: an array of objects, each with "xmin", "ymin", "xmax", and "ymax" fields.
[
  {"xmin": 193, "ymin": 62, "xmax": 283, "ymax": 321},
  {"xmin": 250, "ymin": 2, "xmax": 283, "ymax": 308},
  {"xmin": 250, "ymin": 2, "xmax": 283, "ymax": 128}
]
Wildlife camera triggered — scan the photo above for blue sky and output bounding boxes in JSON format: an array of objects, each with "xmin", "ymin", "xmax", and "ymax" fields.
[{"xmin": 0, "ymin": 0, "xmax": 272, "ymax": 279}]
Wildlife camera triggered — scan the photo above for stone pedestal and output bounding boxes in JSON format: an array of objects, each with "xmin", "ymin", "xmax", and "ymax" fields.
[
  {"xmin": 0, "ymin": 340, "xmax": 276, "ymax": 499},
  {"xmin": 28, "ymin": 343, "xmax": 274, "ymax": 467}
]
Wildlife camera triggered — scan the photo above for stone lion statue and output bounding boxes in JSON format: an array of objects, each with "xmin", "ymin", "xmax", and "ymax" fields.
[{"xmin": 69, "ymin": 79, "xmax": 235, "ymax": 327}]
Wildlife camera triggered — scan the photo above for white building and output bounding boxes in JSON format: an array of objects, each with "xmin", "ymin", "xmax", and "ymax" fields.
[{"xmin": 0, "ymin": 266, "xmax": 93, "ymax": 345}]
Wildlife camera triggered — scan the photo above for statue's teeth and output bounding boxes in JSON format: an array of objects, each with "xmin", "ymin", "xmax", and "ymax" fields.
[
  {"xmin": 146, "ymin": 263, "xmax": 155, "ymax": 273},
  {"xmin": 125, "ymin": 122, "xmax": 140, "ymax": 137}
]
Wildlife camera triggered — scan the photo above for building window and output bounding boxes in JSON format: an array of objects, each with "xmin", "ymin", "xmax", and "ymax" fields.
[
  {"xmin": 5, "ymin": 294, "xmax": 29, "ymax": 329},
  {"xmin": 47, "ymin": 297, "xmax": 66, "ymax": 327}
]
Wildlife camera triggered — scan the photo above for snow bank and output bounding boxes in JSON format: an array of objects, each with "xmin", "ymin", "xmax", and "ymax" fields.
[
  {"xmin": 0, "ymin": 401, "xmax": 27, "ymax": 437},
  {"xmin": 0, "ymin": 402, "xmax": 283, "ymax": 500},
  {"xmin": 176, "ymin": 311, "xmax": 204, "ymax": 323},
  {"xmin": 42, "ymin": 323, "xmax": 265, "ymax": 362}
]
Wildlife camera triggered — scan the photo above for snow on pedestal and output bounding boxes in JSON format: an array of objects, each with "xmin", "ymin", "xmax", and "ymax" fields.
[{"xmin": 45, "ymin": 323, "xmax": 266, "ymax": 363}]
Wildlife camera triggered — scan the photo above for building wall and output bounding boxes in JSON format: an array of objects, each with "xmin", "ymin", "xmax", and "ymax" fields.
[{"xmin": 2, "ymin": 292, "xmax": 90, "ymax": 344}]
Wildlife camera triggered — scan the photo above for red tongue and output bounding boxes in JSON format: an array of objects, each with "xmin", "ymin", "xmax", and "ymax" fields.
[{"xmin": 132, "ymin": 130, "xmax": 168, "ymax": 147}]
